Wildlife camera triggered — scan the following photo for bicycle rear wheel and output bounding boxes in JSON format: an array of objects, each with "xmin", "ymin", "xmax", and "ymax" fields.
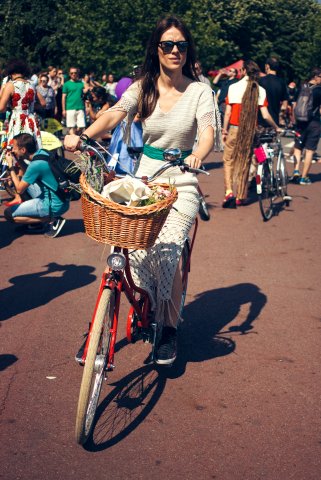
[
  {"xmin": 277, "ymin": 153, "xmax": 289, "ymax": 202},
  {"xmin": 75, "ymin": 288, "xmax": 115, "ymax": 445},
  {"xmin": 258, "ymin": 162, "xmax": 274, "ymax": 221}
]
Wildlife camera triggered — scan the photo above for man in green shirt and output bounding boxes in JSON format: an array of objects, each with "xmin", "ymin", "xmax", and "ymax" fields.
[{"xmin": 62, "ymin": 67, "xmax": 85, "ymax": 135}]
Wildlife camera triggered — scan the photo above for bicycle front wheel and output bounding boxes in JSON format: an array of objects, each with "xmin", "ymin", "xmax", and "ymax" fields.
[
  {"xmin": 75, "ymin": 288, "xmax": 115, "ymax": 445},
  {"xmin": 258, "ymin": 162, "xmax": 274, "ymax": 221}
]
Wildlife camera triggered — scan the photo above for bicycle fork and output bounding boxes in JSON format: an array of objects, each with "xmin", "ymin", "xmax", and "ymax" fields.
[{"xmin": 75, "ymin": 268, "xmax": 122, "ymax": 370}]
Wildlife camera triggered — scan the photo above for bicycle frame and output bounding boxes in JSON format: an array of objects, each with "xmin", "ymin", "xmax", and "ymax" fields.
[{"xmin": 79, "ymin": 248, "xmax": 150, "ymax": 369}]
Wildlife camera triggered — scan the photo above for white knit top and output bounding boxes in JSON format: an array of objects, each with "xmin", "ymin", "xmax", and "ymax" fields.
[
  {"xmin": 116, "ymin": 80, "xmax": 219, "ymax": 147},
  {"xmin": 108, "ymin": 80, "xmax": 221, "ymax": 188}
]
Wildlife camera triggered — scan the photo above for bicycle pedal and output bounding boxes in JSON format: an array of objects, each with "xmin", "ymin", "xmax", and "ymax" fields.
[
  {"xmin": 75, "ymin": 333, "xmax": 88, "ymax": 365},
  {"xmin": 75, "ymin": 353, "xmax": 85, "ymax": 366},
  {"xmin": 283, "ymin": 195, "xmax": 292, "ymax": 202}
]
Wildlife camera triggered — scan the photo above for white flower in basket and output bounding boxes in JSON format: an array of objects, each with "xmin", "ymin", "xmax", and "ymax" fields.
[{"xmin": 101, "ymin": 176, "xmax": 152, "ymax": 207}]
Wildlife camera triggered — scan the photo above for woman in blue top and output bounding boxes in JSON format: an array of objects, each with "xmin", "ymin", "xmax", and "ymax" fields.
[{"xmin": 4, "ymin": 133, "xmax": 69, "ymax": 237}]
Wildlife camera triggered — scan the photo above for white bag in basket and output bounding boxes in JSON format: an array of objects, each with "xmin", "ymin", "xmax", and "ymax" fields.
[{"xmin": 101, "ymin": 175, "xmax": 152, "ymax": 207}]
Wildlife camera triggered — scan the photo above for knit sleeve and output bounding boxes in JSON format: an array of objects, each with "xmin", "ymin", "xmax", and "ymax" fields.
[
  {"xmin": 196, "ymin": 85, "xmax": 223, "ymax": 151},
  {"xmin": 108, "ymin": 81, "xmax": 140, "ymax": 116}
]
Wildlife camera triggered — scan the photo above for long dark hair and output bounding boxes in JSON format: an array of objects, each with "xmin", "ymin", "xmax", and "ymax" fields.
[
  {"xmin": 6, "ymin": 58, "xmax": 30, "ymax": 78},
  {"xmin": 234, "ymin": 60, "xmax": 261, "ymax": 199},
  {"xmin": 139, "ymin": 15, "xmax": 198, "ymax": 119}
]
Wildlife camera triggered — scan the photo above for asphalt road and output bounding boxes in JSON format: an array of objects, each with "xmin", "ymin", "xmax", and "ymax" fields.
[{"xmin": 1, "ymin": 146, "xmax": 321, "ymax": 480}]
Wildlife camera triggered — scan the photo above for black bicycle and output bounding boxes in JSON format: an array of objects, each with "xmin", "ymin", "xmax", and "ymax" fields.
[{"xmin": 256, "ymin": 133, "xmax": 292, "ymax": 221}]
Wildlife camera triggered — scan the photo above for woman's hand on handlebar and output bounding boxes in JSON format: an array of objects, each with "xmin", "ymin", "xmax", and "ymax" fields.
[
  {"xmin": 184, "ymin": 153, "xmax": 202, "ymax": 169},
  {"xmin": 64, "ymin": 134, "xmax": 81, "ymax": 152}
]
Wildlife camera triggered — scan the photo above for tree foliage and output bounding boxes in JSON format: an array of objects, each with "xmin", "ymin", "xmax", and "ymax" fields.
[{"xmin": 0, "ymin": 0, "xmax": 320, "ymax": 81}]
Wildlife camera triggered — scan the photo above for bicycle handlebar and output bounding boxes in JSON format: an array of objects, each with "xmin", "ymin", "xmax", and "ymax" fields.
[{"xmin": 79, "ymin": 140, "xmax": 209, "ymax": 181}]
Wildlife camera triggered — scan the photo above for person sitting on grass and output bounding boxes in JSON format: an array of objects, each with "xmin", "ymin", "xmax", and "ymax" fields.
[{"xmin": 4, "ymin": 133, "xmax": 69, "ymax": 238}]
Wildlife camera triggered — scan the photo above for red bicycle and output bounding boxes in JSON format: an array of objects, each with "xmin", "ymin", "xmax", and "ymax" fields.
[{"xmin": 74, "ymin": 142, "xmax": 208, "ymax": 444}]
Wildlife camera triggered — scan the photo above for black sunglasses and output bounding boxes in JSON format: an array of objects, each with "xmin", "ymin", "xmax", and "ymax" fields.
[{"xmin": 158, "ymin": 41, "xmax": 189, "ymax": 54}]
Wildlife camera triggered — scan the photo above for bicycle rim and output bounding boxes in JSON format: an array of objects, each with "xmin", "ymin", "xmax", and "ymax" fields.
[
  {"xmin": 75, "ymin": 288, "xmax": 115, "ymax": 445},
  {"xmin": 278, "ymin": 154, "xmax": 288, "ymax": 198},
  {"xmin": 259, "ymin": 162, "xmax": 273, "ymax": 221}
]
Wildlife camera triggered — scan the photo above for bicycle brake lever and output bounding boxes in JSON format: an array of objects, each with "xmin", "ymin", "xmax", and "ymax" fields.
[{"xmin": 180, "ymin": 165, "xmax": 210, "ymax": 175}]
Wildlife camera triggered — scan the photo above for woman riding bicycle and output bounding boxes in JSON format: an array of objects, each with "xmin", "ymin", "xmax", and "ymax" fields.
[{"xmin": 65, "ymin": 15, "xmax": 221, "ymax": 365}]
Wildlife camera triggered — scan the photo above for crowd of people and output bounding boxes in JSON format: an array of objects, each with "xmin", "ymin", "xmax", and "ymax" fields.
[
  {"xmin": 1, "ymin": 53, "xmax": 320, "ymax": 233},
  {"xmin": 0, "ymin": 14, "xmax": 321, "ymax": 365}
]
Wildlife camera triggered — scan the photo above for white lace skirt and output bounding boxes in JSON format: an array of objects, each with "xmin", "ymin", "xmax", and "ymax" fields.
[{"xmin": 128, "ymin": 155, "xmax": 199, "ymax": 327}]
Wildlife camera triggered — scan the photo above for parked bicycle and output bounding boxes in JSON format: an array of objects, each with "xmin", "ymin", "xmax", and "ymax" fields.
[
  {"xmin": 255, "ymin": 132, "xmax": 292, "ymax": 221},
  {"xmin": 74, "ymin": 140, "xmax": 208, "ymax": 445}
]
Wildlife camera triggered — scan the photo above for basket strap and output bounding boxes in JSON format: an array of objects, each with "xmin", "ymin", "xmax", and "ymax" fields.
[{"xmin": 143, "ymin": 144, "xmax": 192, "ymax": 161}]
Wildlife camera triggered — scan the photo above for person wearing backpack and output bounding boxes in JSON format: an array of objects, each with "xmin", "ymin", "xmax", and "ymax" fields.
[
  {"xmin": 4, "ymin": 133, "xmax": 69, "ymax": 237},
  {"xmin": 291, "ymin": 67, "xmax": 321, "ymax": 185}
]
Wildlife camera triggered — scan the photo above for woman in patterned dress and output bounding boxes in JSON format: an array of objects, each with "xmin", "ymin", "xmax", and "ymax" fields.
[
  {"xmin": 0, "ymin": 59, "xmax": 43, "ymax": 206},
  {"xmin": 65, "ymin": 16, "xmax": 221, "ymax": 365}
]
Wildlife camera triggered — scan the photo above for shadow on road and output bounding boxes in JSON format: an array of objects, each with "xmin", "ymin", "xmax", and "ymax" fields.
[
  {"xmin": 165, "ymin": 282, "xmax": 267, "ymax": 379},
  {"xmin": 203, "ymin": 160, "xmax": 223, "ymax": 171},
  {"xmin": 84, "ymin": 364, "xmax": 166, "ymax": 452},
  {"xmin": 309, "ymin": 172, "xmax": 321, "ymax": 184},
  {"xmin": 83, "ymin": 282, "xmax": 265, "ymax": 451},
  {"xmin": 0, "ymin": 217, "xmax": 24, "ymax": 248},
  {"xmin": 0, "ymin": 262, "xmax": 96, "ymax": 321},
  {"xmin": 0, "ymin": 217, "xmax": 85, "ymax": 249},
  {"xmin": 0, "ymin": 354, "xmax": 18, "ymax": 371}
]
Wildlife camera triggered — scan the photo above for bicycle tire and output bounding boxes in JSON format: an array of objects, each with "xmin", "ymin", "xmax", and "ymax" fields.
[
  {"xmin": 198, "ymin": 195, "xmax": 210, "ymax": 221},
  {"xmin": 75, "ymin": 287, "xmax": 115, "ymax": 445},
  {"xmin": 258, "ymin": 162, "xmax": 274, "ymax": 221},
  {"xmin": 278, "ymin": 153, "xmax": 289, "ymax": 201}
]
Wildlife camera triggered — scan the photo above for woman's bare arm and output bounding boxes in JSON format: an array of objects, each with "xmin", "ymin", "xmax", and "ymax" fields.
[
  {"xmin": 37, "ymin": 90, "xmax": 46, "ymax": 107},
  {"xmin": 64, "ymin": 108, "xmax": 127, "ymax": 150},
  {"xmin": 0, "ymin": 82, "xmax": 14, "ymax": 112},
  {"xmin": 185, "ymin": 125, "xmax": 214, "ymax": 168}
]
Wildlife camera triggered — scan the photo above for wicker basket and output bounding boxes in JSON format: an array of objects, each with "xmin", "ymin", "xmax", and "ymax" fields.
[{"xmin": 80, "ymin": 173, "xmax": 178, "ymax": 249}]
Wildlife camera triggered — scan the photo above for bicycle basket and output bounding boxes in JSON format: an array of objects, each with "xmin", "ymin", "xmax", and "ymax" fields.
[{"xmin": 80, "ymin": 174, "xmax": 178, "ymax": 249}]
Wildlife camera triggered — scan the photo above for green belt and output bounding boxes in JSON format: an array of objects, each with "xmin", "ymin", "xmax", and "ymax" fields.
[{"xmin": 143, "ymin": 144, "xmax": 192, "ymax": 161}]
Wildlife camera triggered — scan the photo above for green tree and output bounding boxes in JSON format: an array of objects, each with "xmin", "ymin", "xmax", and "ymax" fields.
[
  {"xmin": 0, "ymin": 0, "xmax": 320, "ymax": 82},
  {"xmin": 0, "ymin": 0, "xmax": 62, "ymax": 70}
]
